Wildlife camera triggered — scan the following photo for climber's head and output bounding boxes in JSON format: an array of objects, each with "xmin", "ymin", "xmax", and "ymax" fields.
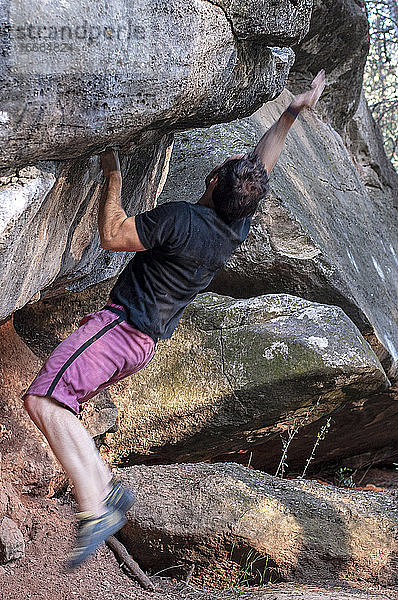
[{"xmin": 204, "ymin": 152, "xmax": 269, "ymax": 224}]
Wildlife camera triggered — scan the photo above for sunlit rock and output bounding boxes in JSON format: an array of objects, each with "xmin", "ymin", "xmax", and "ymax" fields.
[{"xmin": 117, "ymin": 461, "xmax": 398, "ymax": 587}]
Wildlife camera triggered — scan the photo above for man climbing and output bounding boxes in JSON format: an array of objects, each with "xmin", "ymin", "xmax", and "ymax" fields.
[{"xmin": 23, "ymin": 70, "xmax": 325, "ymax": 568}]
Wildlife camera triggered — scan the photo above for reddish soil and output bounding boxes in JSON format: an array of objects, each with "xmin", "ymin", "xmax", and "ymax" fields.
[{"xmin": 0, "ymin": 493, "xmax": 155, "ymax": 600}]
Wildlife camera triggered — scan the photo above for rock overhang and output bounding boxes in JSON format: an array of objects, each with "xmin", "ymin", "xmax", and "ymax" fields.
[
  {"xmin": 203, "ymin": 0, "xmax": 313, "ymax": 44},
  {"xmin": 0, "ymin": 0, "xmax": 312, "ymax": 173}
]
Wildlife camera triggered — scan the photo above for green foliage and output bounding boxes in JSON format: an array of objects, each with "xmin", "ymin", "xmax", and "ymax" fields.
[
  {"xmin": 275, "ymin": 401, "xmax": 322, "ymax": 479},
  {"xmin": 228, "ymin": 543, "xmax": 280, "ymax": 587},
  {"xmin": 301, "ymin": 417, "xmax": 332, "ymax": 479},
  {"xmin": 334, "ymin": 466, "xmax": 356, "ymax": 488},
  {"xmin": 364, "ymin": 1, "xmax": 398, "ymax": 167}
]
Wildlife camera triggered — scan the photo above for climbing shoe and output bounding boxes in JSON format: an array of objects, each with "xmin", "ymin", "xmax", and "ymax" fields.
[
  {"xmin": 66, "ymin": 507, "xmax": 126, "ymax": 569},
  {"xmin": 104, "ymin": 477, "xmax": 136, "ymax": 514}
]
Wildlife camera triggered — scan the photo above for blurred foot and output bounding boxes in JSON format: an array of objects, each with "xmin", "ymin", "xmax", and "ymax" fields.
[
  {"xmin": 66, "ymin": 507, "xmax": 126, "ymax": 569},
  {"xmin": 104, "ymin": 477, "xmax": 136, "ymax": 514}
]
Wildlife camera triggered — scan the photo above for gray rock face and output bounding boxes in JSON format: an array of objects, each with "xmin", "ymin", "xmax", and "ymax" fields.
[
  {"xmin": 207, "ymin": 0, "xmax": 313, "ymax": 44},
  {"xmin": 0, "ymin": 517, "xmax": 25, "ymax": 563},
  {"xmin": 290, "ymin": 0, "xmax": 369, "ymax": 131},
  {"xmin": 0, "ymin": 135, "xmax": 172, "ymax": 320},
  {"xmin": 159, "ymin": 90, "xmax": 398, "ymax": 377},
  {"xmin": 0, "ymin": 0, "xmax": 312, "ymax": 318},
  {"xmin": 346, "ymin": 91, "xmax": 398, "ymax": 210},
  {"xmin": 16, "ymin": 288, "xmax": 388, "ymax": 465},
  {"xmin": 117, "ymin": 462, "xmax": 398, "ymax": 586},
  {"xmin": 0, "ymin": 0, "xmax": 306, "ymax": 173}
]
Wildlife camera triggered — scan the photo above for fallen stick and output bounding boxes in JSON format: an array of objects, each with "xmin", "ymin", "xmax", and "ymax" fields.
[
  {"xmin": 185, "ymin": 564, "xmax": 195, "ymax": 585},
  {"xmin": 106, "ymin": 535, "xmax": 156, "ymax": 591}
]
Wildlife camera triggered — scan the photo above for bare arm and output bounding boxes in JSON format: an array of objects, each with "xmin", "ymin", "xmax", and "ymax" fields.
[
  {"xmin": 253, "ymin": 70, "xmax": 326, "ymax": 174},
  {"xmin": 98, "ymin": 150, "xmax": 146, "ymax": 252}
]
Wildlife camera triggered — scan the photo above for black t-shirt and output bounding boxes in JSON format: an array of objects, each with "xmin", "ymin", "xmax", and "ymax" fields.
[{"xmin": 110, "ymin": 201, "xmax": 252, "ymax": 341}]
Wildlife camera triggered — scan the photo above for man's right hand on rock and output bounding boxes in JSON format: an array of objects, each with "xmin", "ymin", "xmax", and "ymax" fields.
[{"xmin": 100, "ymin": 149, "xmax": 121, "ymax": 178}]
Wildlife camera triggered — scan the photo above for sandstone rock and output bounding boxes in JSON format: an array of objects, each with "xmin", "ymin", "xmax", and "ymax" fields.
[
  {"xmin": 0, "ymin": 319, "xmax": 57, "ymax": 492},
  {"xmin": 0, "ymin": 0, "xmax": 304, "ymax": 173},
  {"xmin": 16, "ymin": 290, "xmax": 389, "ymax": 466},
  {"xmin": 0, "ymin": 0, "xmax": 308, "ymax": 320},
  {"xmin": 290, "ymin": 0, "xmax": 370, "ymax": 131},
  {"xmin": 117, "ymin": 462, "xmax": 398, "ymax": 587},
  {"xmin": 0, "ymin": 517, "xmax": 25, "ymax": 563},
  {"xmin": 0, "ymin": 135, "xmax": 172, "ymax": 320},
  {"xmin": 207, "ymin": 0, "xmax": 312, "ymax": 44},
  {"xmin": 80, "ymin": 394, "xmax": 118, "ymax": 440},
  {"xmin": 159, "ymin": 90, "xmax": 398, "ymax": 378}
]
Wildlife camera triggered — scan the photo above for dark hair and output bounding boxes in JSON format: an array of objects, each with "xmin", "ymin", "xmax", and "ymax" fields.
[{"xmin": 211, "ymin": 152, "xmax": 269, "ymax": 224}]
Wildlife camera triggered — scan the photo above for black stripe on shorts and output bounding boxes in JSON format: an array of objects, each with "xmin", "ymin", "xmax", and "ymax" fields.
[
  {"xmin": 103, "ymin": 305, "xmax": 126, "ymax": 319},
  {"xmin": 46, "ymin": 315, "xmax": 123, "ymax": 396}
]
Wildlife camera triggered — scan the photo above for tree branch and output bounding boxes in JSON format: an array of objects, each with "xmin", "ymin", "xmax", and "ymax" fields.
[{"xmin": 106, "ymin": 535, "xmax": 156, "ymax": 591}]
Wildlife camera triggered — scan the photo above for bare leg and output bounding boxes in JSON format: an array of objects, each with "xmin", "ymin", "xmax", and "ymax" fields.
[{"xmin": 24, "ymin": 394, "xmax": 112, "ymax": 516}]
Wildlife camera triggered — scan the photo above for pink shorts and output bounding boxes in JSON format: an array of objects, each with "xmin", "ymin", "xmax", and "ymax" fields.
[{"xmin": 23, "ymin": 304, "xmax": 156, "ymax": 415}]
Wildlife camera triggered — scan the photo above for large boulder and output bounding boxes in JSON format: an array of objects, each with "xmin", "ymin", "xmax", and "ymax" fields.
[
  {"xmin": 207, "ymin": 0, "xmax": 313, "ymax": 44},
  {"xmin": 183, "ymin": 584, "xmax": 398, "ymax": 598},
  {"xmin": 0, "ymin": 0, "xmax": 312, "ymax": 320},
  {"xmin": 15, "ymin": 288, "xmax": 388, "ymax": 466},
  {"xmin": 158, "ymin": 90, "xmax": 398, "ymax": 378},
  {"xmin": 117, "ymin": 462, "xmax": 398, "ymax": 587},
  {"xmin": 0, "ymin": 0, "xmax": 309, "ymax": 173}
]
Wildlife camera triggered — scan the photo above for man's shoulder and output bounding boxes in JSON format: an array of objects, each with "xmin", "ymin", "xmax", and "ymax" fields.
[
  {"xmin": 157, "ymin": 200, "xmax": 190, "ymax": 213},
  {"xmin": 144, "ymin": 200, "xmax": 188, "ymax": 224}
]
